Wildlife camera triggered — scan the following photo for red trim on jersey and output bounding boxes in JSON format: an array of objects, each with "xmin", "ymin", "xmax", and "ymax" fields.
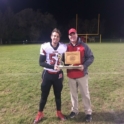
[
  {"xmin": 43, "ymin": 49, "xmax": 46, "ymax": 55},
  {"xmin": 47, "ymin": 70, "xmax": 58, "ymax": 74}
]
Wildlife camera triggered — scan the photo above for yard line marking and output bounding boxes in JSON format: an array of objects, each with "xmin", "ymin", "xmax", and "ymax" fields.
[
  {"xmin": 0, "ymin": 72, "xmax": 124, "ymax": 76},
  {"xmin": 64, "ymin": 72, "xmax": 124, "ymax": 75},
  {"xmin": 89, "ymin": 72, "xmax": 124, "ymax": 74}
]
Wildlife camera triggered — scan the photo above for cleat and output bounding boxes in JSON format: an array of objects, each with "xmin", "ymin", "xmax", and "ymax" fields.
[
  {"xmin": 34, "ymin": 111, "xmax": 44, "ymax": 124},
  {"xmin": 56, "ymin": 111, "xmax": 66, "ymax": 121}
]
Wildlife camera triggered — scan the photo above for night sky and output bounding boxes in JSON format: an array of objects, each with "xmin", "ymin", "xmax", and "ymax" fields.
[{"xmin": 0, "ymin": 0, "xmax": 124, "ymax": 37}]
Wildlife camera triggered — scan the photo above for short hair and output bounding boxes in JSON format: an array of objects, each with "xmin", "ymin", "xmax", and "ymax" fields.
[{"xmin": 51, "ymin": 28, "xmax": 61, "ymax": 37}]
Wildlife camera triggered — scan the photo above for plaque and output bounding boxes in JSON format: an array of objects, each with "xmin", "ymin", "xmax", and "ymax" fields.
[
  {"xmin": 65, "ymin": 51, "xmax": 81, "ymax": 64},
  {"xmin": 58, "ymin": 51, "xmax": 81, "ymax": 69}
]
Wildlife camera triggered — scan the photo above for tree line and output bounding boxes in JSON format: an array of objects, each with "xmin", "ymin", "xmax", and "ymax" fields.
[{"xmin": 0, "ymin": 8, "xmax": 106, "ymax": 44}]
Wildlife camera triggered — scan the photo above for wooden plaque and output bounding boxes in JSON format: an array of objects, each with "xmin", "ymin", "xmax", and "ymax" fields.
[{"xmin": 65, "ymin": 51, "xmax": 81, "ymax": 64}]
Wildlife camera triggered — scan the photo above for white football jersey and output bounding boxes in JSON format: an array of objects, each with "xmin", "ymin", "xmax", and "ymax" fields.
[{"xmin": 40, "ymin": 42, "xmax": 67, "ymax": 72}]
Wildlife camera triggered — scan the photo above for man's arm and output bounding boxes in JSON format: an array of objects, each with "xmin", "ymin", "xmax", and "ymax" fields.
[
  {"xmin": 39, "ymin": 55, "xmax": 54, "ymax": 69},
  {"xmin": 83, "ymin": 45, "xmax": 94, "ymax": 69}
]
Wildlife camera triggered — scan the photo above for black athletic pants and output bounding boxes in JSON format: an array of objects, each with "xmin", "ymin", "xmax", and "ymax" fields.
[{"xmin": 39, "ymin": 70, "xmax": 63, "ymax": 112}]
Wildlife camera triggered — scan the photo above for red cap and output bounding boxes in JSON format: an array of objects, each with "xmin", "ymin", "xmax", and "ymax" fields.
[{"xmin": 68, "ymin": 28, "xmax": 77, "ymax": 35}]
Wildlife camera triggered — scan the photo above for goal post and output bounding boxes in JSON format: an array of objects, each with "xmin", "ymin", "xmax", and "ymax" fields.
[{"xmin": 76, "ymin": 14, "xmax": 101, "ymax": 43}]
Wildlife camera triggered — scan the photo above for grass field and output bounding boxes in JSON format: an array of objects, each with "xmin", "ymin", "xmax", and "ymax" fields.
[{"xmin": 0, "ymin": 43, "xmax": 124, "ymax": 124}]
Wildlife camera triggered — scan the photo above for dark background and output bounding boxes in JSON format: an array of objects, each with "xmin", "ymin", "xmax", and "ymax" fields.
[{"xmin": 0, "ymin": 0, "xmax": 124, "ymax": 43}]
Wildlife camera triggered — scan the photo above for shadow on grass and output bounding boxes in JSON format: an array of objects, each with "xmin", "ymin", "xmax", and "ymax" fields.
[
  {"xmin": 66, "ymin": 111, "xmax": 124, "ymax": 124},
  {"xmin": 32, "ymin": 111, "xmax": 124, "ymax": 124}
]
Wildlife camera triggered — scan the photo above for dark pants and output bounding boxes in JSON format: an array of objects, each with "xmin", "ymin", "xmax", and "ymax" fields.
[{"xmin": 39, "ymin": 70, "xmax": 63, "ymax": 111}]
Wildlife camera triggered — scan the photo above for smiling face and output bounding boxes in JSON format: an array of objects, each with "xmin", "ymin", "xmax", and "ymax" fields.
[
  {"xmin": 51, "ymin": 32, "xmax": 60, "ymax": 47},
  {"xmin": 68, "ymin": 32, "xmax": 78, "ymax": 45}
]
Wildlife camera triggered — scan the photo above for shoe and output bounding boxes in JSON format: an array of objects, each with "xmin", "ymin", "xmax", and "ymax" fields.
[
  {"xmin": 34, "ymin": 111, "xmax": 44, "ymax": 124},
  {"xmin": 85, "ymin": 114, "xmax": 92, "ymax": 122},
  {"xmin": 56, "ymin": 111, "xmax": 66, "ymax": 120},
  {"xmin": 69, "ymin": 112, "xmax": 78, "ymax": 118}
]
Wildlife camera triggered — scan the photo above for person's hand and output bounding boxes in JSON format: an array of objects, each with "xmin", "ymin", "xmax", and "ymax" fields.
[
  {"xmin": 78, "ymin": 65, "xmax": 84, "ymax": 71},
  {"xmin": 54, "ymin": 65, "xmax": 61, "ymax": 71}
]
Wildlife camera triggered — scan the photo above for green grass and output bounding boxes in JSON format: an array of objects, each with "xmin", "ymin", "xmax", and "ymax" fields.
[{"xmin": 0, "ymin": 43, "xmax": 124, "ymax": 124}]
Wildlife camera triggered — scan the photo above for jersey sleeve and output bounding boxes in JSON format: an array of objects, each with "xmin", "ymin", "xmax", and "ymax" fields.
[
  {"xmin": 40, "ymin": 44, "xmax": 46, "ymax": 55},
  {"xmin": 63, "ymin": 43, "xmax": 67, "ymax": 52},
  {"xmin": 39, "ymin": 54, "xmax": 54, "ymax": 69},
  {"xmin": 39, "ymin": 44, "xmax": 54, "ymax": 69}
]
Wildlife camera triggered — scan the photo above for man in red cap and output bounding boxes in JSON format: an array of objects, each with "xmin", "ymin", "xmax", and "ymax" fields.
[{"xmin": 66, "ymin": 28, "xmax": 94, "ymax": 122}]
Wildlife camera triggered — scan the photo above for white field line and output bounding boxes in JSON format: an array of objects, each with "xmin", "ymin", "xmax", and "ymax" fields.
[
  {"xmin": 0, "ymin": 73, "xmax": 40, "ymax": 76},
  {"xmin": 64, "ymin": 72, "xmax": 124, "ymax": 75},
  {"xmin": 89, "ymin": 72, "xmax": 124, "ymax": 74},
  {"xmin": 0, "ymin": 72, "xmax": 124, "ymax": 76},
  {"xmin": 94, "ymin": 59, "xmax": 124, "ymax": 60}
]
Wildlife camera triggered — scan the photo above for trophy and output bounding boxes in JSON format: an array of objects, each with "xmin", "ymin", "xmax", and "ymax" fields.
[
  {"xmin": 57, "ymin": 53, "xmax": 64, "ymax": 66},
  {"xmin": 58, "ymin": 51, "xmax": 82, "ymax": 69}
]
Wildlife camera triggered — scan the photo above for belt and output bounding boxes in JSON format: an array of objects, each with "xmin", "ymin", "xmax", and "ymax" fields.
[{"xmin": 47, "ymin": 70, "xmax": 59, "ymax": 74}]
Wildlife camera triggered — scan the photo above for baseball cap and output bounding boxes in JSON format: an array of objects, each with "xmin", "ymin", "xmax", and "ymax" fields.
[{"xmin": 68, "ymin": 28, "xmax": 77, "ymax": 35}]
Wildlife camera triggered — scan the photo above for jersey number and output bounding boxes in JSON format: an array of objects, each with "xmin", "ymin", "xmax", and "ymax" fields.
[{"xmin": 49, "ymin": 53, "xmax": 60, "ymax": 65}]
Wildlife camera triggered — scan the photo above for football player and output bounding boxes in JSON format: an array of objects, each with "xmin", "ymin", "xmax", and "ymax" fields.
[{"xmin": 34, "ymin": 28, "xmax": 67, "ymax": 124}]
